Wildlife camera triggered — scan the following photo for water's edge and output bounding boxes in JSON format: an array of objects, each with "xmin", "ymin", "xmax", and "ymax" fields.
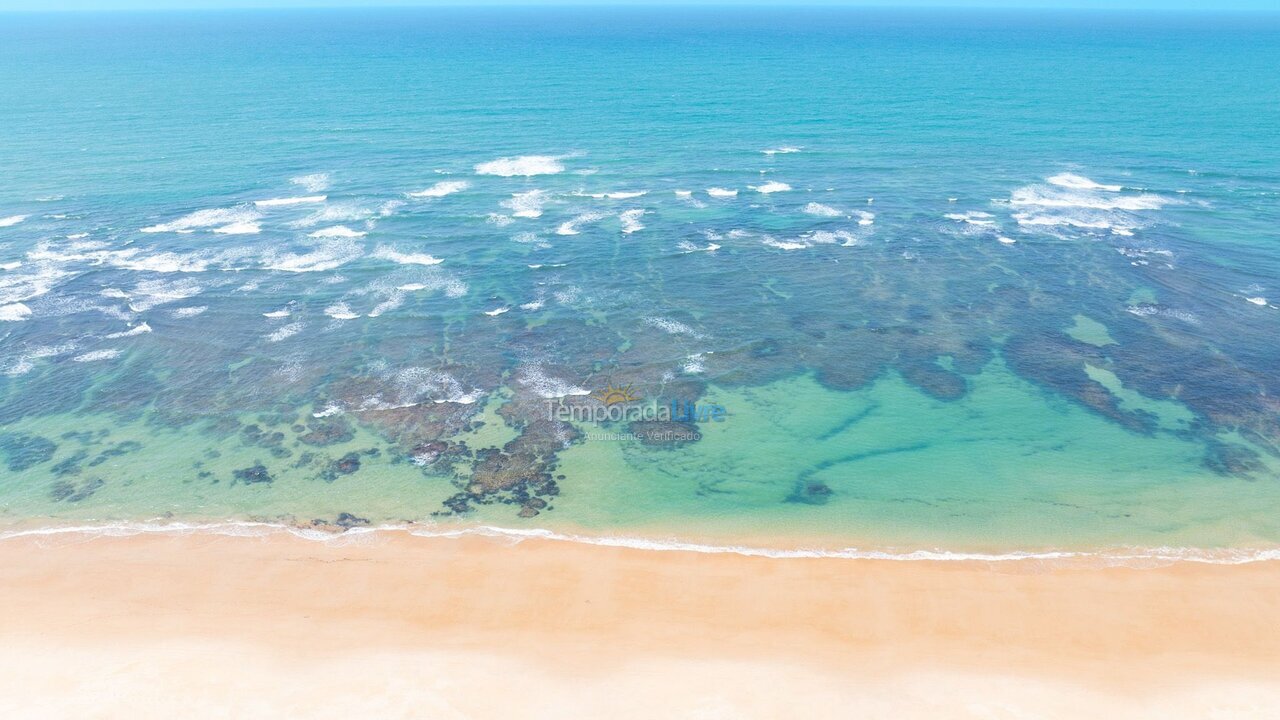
[{"xmin": 5, "ymin": 519, "xmax": 1279, "ymax": 566}]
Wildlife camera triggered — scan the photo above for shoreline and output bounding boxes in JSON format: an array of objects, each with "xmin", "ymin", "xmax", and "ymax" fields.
[
  {"xmin": 2, "ymin": 528, "xmax": 1279, "ymax": 717},
  {"xmin": 4, "ymin": 517, "xmax": 1280, "ymax": 565}
]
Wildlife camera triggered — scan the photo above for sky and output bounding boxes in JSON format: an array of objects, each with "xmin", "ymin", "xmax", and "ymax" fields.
[{"xmin": 1, "ymin": 0, "xmax": 1275, "ymax": 11}]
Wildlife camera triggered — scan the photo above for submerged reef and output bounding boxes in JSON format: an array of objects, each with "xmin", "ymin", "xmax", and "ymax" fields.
[
  {"xmin": 298, "ymin": 416, "xmax": 356, "ymax": 447},
  {"xmin": 49, "ymin": 477, "xmax": 104, "ymax": 503},
  {"xmin": 0, "ymin": 168, "xmax": 1277, "ymax": 525},
  {"xmin": 232, "ymin": 463, "xmax": 274, "ymax": 486},
  {"xmin": 0, "ymin": 433, "xmax": 57, "ymax": 472},
  {"xmin": 437, "ymin": 416, "xmax": 577, "ymax": 518}
]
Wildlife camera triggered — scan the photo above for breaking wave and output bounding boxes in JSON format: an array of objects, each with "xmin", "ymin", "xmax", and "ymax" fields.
[
  {"xmin": 407, "ymin": 181, "xmax": 470, "ymax": 199},
  {"xmin": 141, "ymin": 207, "xmax": 261, "ymax": 234},
  {"xmin": 474, "ymin": 155, "xmax": 565, "ymax": 177}
]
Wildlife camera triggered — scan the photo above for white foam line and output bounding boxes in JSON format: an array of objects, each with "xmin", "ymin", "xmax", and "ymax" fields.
[
  {"xmin": 254, "ymin": 195, "xmax": 327, "ymax": 208},
  {"xmin": 2, "ymin": 521, "xmax": 1278, "ymax": 565},
  {"xmin": 0, "ymin": 520, "xmax": 384, "ymax": 544}
]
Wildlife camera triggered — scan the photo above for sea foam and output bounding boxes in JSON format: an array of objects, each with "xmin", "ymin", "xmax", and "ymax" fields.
[
  {"xmin": 761, "ymin": 237, "xmax": 809, "ymax": 251},
  {"xmin": 1046, "ymin": 173, "xmax": 1123, "ymax": 192},
  {"xmin": 266, "ymin": 321, "xmax": 305, "ymax": 343},
  {"xmin": 105, "ymin": 322, "xmax": 151, "ymax": 339},
  {"xmin": 211, "ymin": 221, "xmax": 261, "ymax": 235},
  {"xmin": 677, "ymin": 241, "xmax": 720, "ymax": 254},
  {"xmin": 291, "ymin": 173, "xmax": 330, "ymax": 192},
  {"xmin": 364, "ymin": 367, "xmax": 483, "ymax": 408},
  {"xmin": 750, "ymin": 181, "xmax": 792, "ymax": 194},
  {"xmin": 475, "ymin": 155, "xmax": 565, "ymax": 177},
  {"xmin": 255, "ymin": 195, "xmax": 327, "ymax": 208},
  {"xmin": 0, "ymin": 303, "xmax": 32, "ymax": 321},
  {"xmin": 110, "ymin": 250, "xmax": 215, "ymax": 273},
  {"xmin": 308, "ymin": 225, "xmax": 366, "ymax": 239},
  {"xmin": 1009, "ymin": 186, "xmax": 1168, "ymax": 212},
  {"xmin": 556, "ymin": 212, "xmax": 606, "ymax": 236},
  {"xmin": 372, "ymin": 246, "xmax": 444, "ymax": 266},
  {"xmin": 291, "ymin": 202, "xmax": 374, "ymax": 229},
  {"xmin": 264, "ymin": 237, "xmax": 362, "ymax": 273},
  {"xmin": 945, "ymin": 211, "xmax": 997, "ymax": 226},
  {"xmin": 72, "ymin": 349, "xmax": 122, "ymax": 363},
  {"xmin": 619, "ymin": 209, "xmax": 646, "ymax": 234},
  {"xmin": 643, "ymin": 316, "xmax": 705, "ymax": 338},
  {"xmin": 0, "ymin": 261, "xmax": 71, "ymax": 306},
  {"xmin": 517, "ymin": 365, "xmax": 590, "ymax": 399},
  {"xmin": 802, "ymin": 202, "xmax": 842, "ymax": 217},
  {"xmin": 807, "ymin": 229, "xmax": 864, "ymax": 247},
  {"xmin": 324, "ymin": 302, "xmax": 360, "ymax": 320},
  {"xmin": 407, "ymin": 181, "xmax": 470, "ymax": 198},
  {"xmin": 5, "ymin": 521, "xmax": 1278, "ymax": 567},
  {"xmin": 575, "ymin": 190, "xmax": 647, "ymax": 200},
  {"xmin": 503, "ymin": 189, "xmax": 549, "ymax": 218},
  {"xmin": 128, "ymin": 279, "xmax": 203, "ymax": 312},
  {"xmin": 141, "ymin": 207, "xmax": 261, "ymax": 234}
]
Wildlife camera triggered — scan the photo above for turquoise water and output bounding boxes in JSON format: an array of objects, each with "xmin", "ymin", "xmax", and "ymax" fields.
[{"xmin": 1, "ymin": 9, "xmax": 1279, "ymax": 550}]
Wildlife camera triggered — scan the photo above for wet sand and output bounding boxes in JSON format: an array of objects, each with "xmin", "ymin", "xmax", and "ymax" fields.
[{"xmin": 1, "ymin": 530, "xmax": 1278, "ymax": 718}]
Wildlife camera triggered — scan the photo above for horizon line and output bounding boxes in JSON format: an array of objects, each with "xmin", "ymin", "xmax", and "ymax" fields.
[{"xmin": 4, "ymin": 2, "xmax": 1280, "ymax": 16}]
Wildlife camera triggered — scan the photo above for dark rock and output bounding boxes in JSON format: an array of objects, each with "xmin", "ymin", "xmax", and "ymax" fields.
[
  {"xmin": 319, "ymin": 452, "xmax": 362, "ymax": 482},
  {"xmin": 335, "ymin": 512, "xmax": 370, "ymax": 528},
  {"xmin": 787, "ymin": 480, "xmax": 834, "ymax": 505},
  {"xmin": 334, "ymin": 452, "xmax": 361, "ymax": 474},
  {"xmin": 0, "ymin": 433, "xmax": 58, "ymax": 472},
  {"xmin": 898, "ymin": 358, "xmax": 968, "ymax": 401},
  {"xmin": 60, "ymin": 430, "xmax": 100, "ymax": 444},
  {"xmin": 49, "ymin": 477, "xmax": 104, "ymax": 502},
  {"xmin": 1003, "ymin": 332, "xmax": 1156, "ymax": 435},
  {"xmin": 241, "ymin": 425, "xmax": 286, "ymax": 451},
  {"xmin": 232, "ymin": 463, "xmax": 273, "ymax": 485},
  {"xmin": 470, "ymin": 447, "xmax": 545, "ymax": 493},
  {"xmin": 1203, "ymin": 441, "xmax": 1266, "ymax": 477},
  {"xmin": 298, "ymin": 416, "xmax": 355, "ymax": 447},
  {"xmin": 87, "ymin": 440, "xmax": 144, "ymax": 467},
  {"xmin": 409, "ymin": 441, "xmax": 449, "ymax": 466},
  {"xmin": 51, "ymin": 450, "xmax": 89, "ymax": 477},
  {"xmin": 441, "ymin": 493, "xmax": 472, "ymax": 514}
]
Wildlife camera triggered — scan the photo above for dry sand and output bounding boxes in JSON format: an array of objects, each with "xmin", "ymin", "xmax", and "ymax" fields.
[{"xmin": 1, "ymin": 529, "xmax": 1278, "ymax": 718}]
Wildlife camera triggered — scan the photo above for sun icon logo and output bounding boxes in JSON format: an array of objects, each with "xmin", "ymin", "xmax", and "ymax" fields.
[{"xmin": 593, "ymin": 382, "xmax": 640, "ymax": 407}]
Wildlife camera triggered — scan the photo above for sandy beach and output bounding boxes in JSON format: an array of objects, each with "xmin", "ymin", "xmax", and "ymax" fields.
[{"xmin": 0, "ymin": 529, "xmax": 1277, "ymax": 718}]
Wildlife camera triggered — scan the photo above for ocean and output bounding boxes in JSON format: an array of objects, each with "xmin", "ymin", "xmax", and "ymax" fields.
[{"xmin": 1, "ymin": 7, "xmax": 1278, "ymax": 554}]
